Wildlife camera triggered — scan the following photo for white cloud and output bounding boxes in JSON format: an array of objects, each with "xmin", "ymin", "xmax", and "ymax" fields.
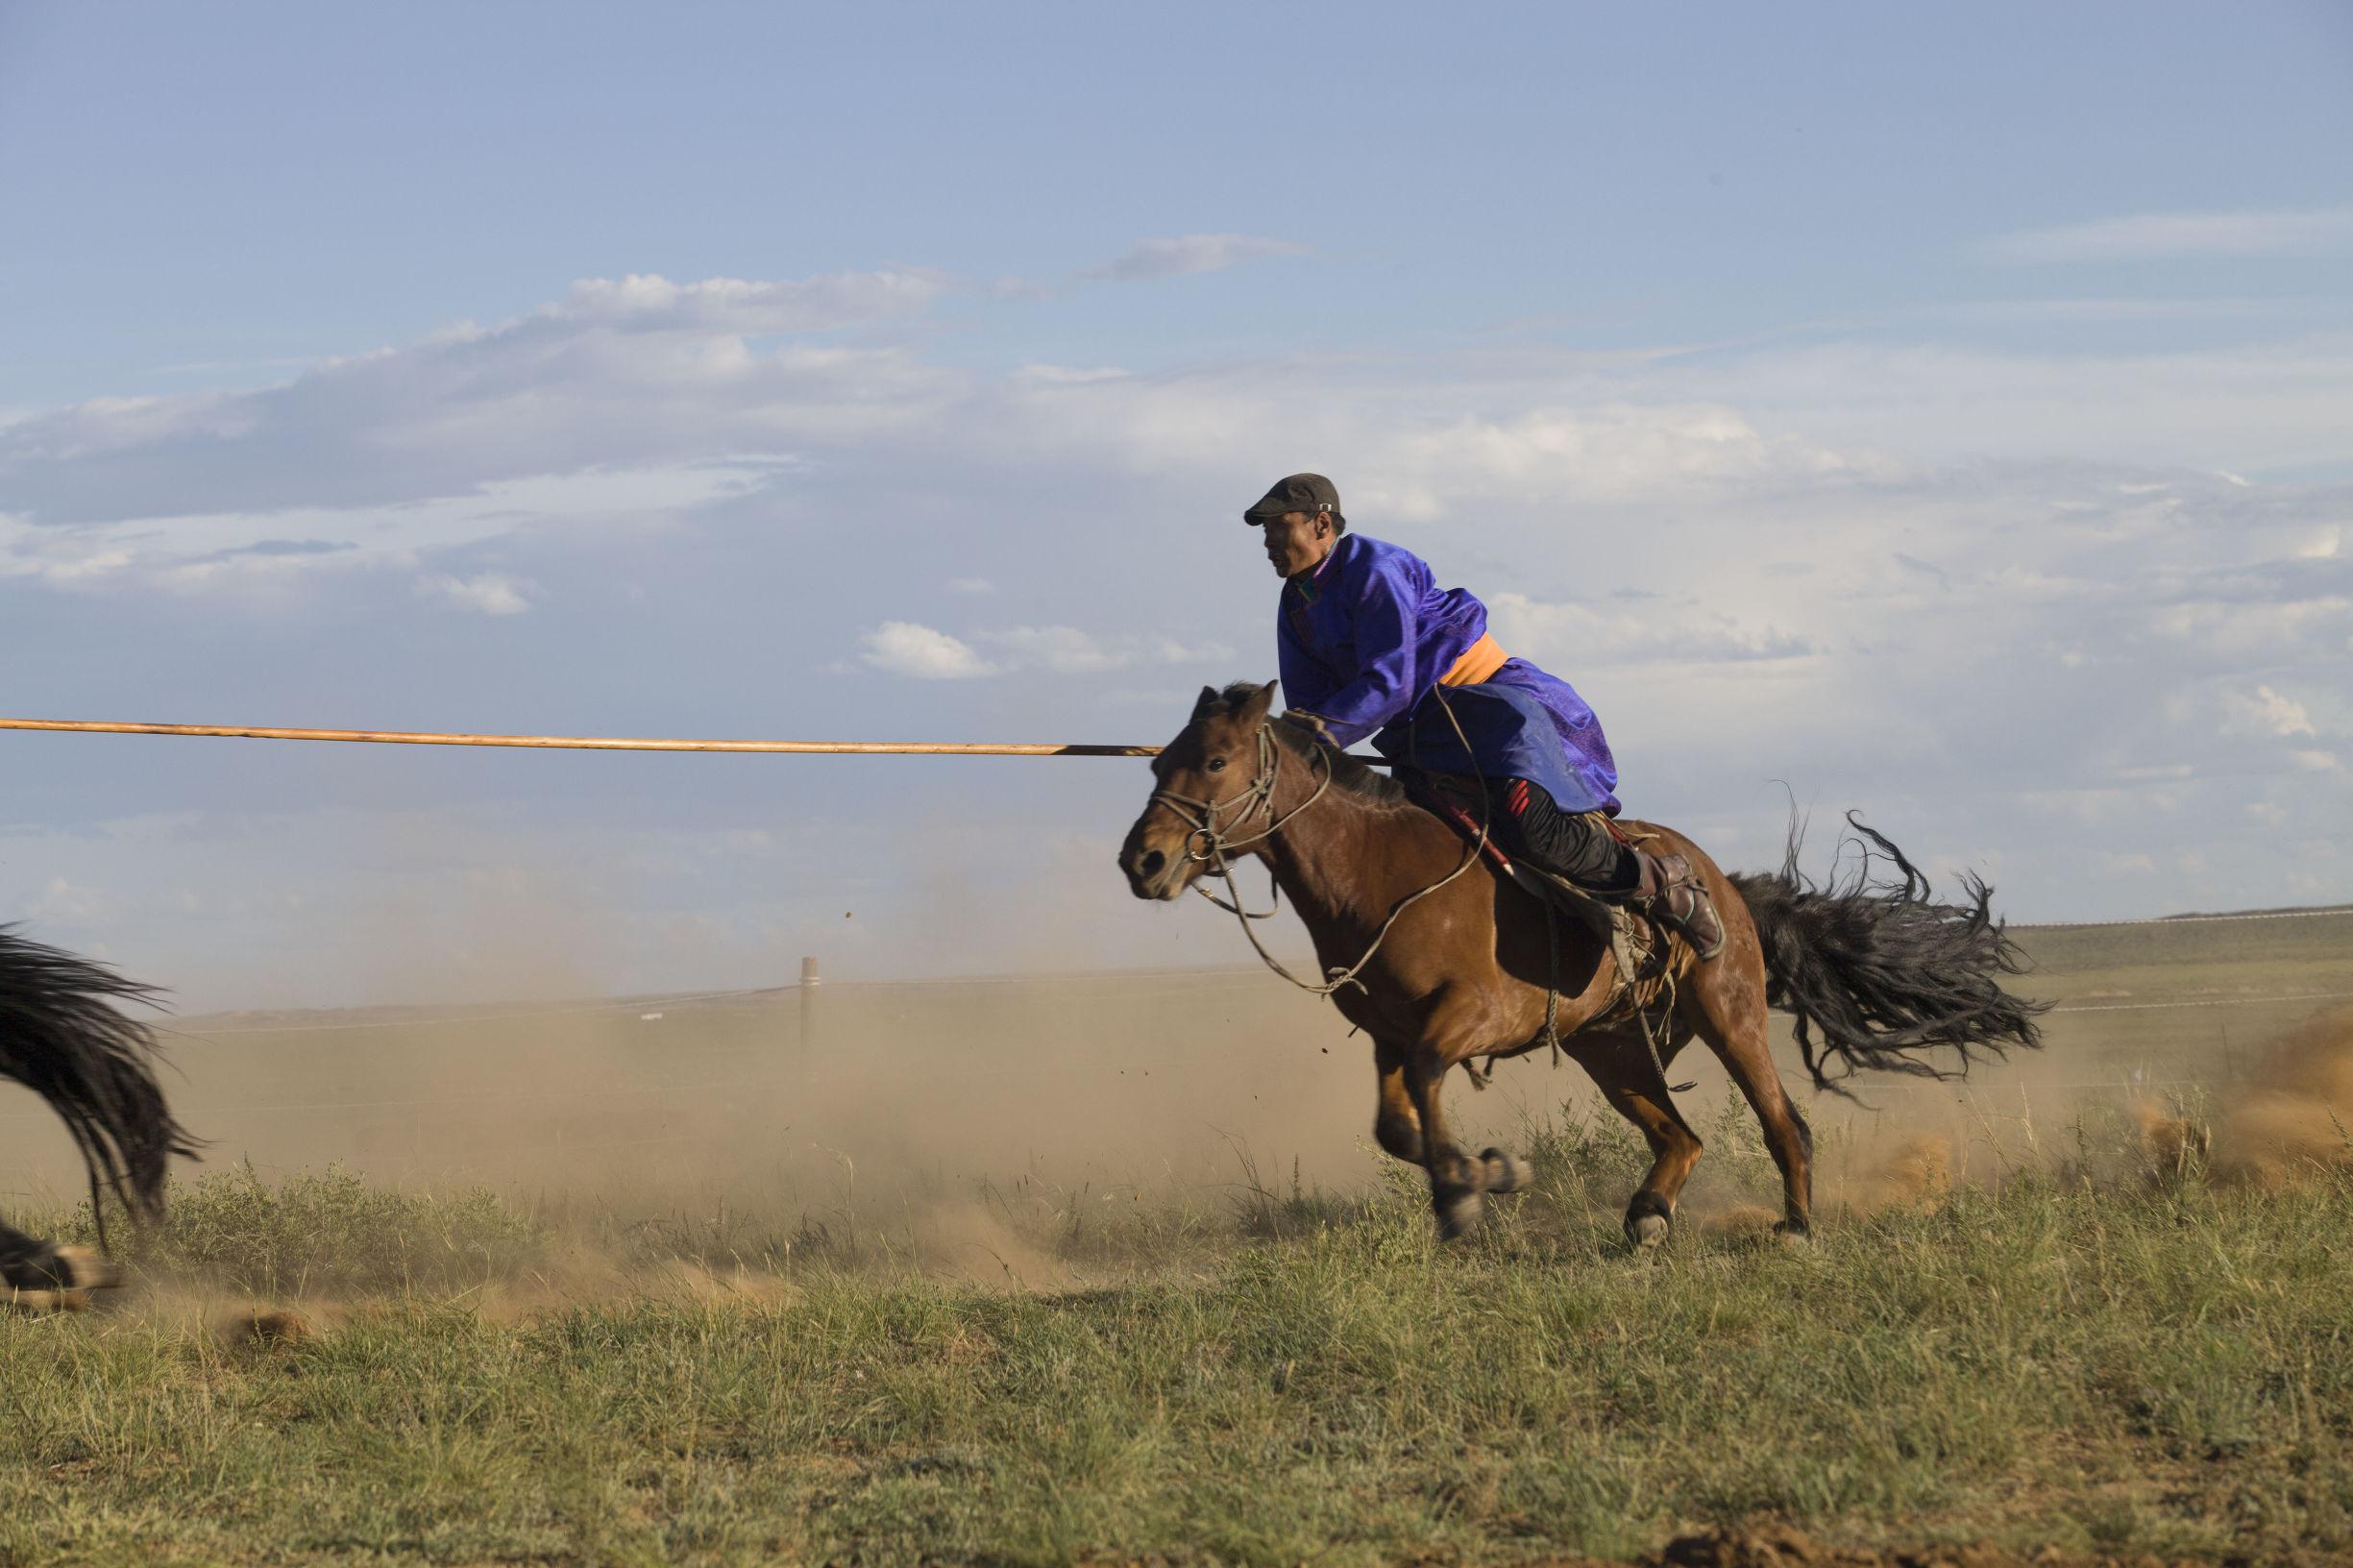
[
  {"xmin": 0, "ymin": 271, "xmax": 959, "ymax": 527},
  {"xmin": 948, "ymin": 576, "xmax": 995, "ymax": 595},
  {"xmin": 1488, "ymin": 592, "xmax": 1815, "ymax": 668},
  {"xmin": 425, "ymin": 572, "xmax": 533, "ymax": 615},
  {"xmin": 551, "ymin": 270, "xmax": 948, "ymax": 333},
  {"xmin": 983, "ymin": 625, "xmax": 1126, "ymax": 674},
  {"xmin": 859, "ymin": 621, "xmax": 996, "ymax": 679},
  {"xmin": 1644, "ymin": 336, "xmax": 2353, "ymax": 474},
  {"xmin": 1375, "ymin": 404, "xmax": 1867, "ymax": 511},
  {"xmin": 1975, "ymin": 206, "xmax": 2353, "ymax": 264},
  {"xmin": 2152, "ymin": 594, "xmax": 2353, "ymax": 664},
  {"xmin": 2223, "ymin": 685, "xmax": 2316, "ymax": 739},
  {"xmin": 857, "ymin": 622, "xmax": 1234, "ymax": 679},
  {"xmin": 0, "ymin": 460, "xmax": 771, "ymax": 587},
  {"xmin": 1081, "ymin": 233, "xmax": 1310, "ymax": 283}
]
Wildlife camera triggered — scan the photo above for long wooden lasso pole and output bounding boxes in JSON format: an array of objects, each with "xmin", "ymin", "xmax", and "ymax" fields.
[{"xmin": 0, "ymin": 717, "xmax": 1163, "ymax": 757}]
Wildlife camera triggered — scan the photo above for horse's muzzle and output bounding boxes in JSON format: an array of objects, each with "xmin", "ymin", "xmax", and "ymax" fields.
[{"xmin": 1120, "ymin": 843, "xmax": 1187, "ymax": 901}]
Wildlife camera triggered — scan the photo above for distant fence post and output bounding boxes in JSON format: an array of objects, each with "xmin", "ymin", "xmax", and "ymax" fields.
[{"xmin": 797, "ymin": 957, "xmax": 820, "ymax": 1089}]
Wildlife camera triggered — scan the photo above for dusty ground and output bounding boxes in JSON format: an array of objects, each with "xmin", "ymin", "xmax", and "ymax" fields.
[{"xmin": 0, "ymin": 912, "xmax": 2347, "ymax": 1564}]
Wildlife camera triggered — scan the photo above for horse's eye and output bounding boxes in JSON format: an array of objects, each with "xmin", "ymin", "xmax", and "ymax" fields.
[{"xmin": 1207, "ymin": 757, "xmax": 1228, "ymax": 773}]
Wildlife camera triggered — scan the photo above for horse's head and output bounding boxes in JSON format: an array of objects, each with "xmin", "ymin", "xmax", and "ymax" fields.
[{"xmin": 1119, "ymin": 679, "xmax": 1282, "ymax": 900}]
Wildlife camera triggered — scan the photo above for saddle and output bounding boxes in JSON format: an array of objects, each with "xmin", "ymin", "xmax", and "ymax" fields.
[{"xmin": 1405, "ymin": 772, "xmax": 1674, "ymax": 1030}]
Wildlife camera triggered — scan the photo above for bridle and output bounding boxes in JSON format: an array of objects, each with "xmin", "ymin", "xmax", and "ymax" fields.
[
  {"xmin": 1145, "ymin": 712, "xmax": 1484, "ymax": 997},
  {"xmin": 1147, "ymin": 719, "xmax": 1333, "ymax": 870}
]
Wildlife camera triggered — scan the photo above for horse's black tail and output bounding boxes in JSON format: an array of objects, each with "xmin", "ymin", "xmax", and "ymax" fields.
[
  {"xmin": 0, "ymin": 925, "xmax": 200, "ymax": 1225},
  {"xmin": 1728, "ymin": 814, "xmax": 2047, "ymax": 1095}
]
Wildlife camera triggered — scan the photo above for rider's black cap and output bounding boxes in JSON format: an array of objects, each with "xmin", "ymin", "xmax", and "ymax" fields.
[{"xmin": 1243, "ymin": 473, "xmax": 1342, "ymax": 527}]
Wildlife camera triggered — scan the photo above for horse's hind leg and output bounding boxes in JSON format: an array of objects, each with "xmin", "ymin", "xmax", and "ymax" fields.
[
  {"xmin": 1686, "ymin": 963, "xmax": 1815, "ymax": 1235},
  {"xmin": 1587, "ymin": 1033, "xmax": 1704, "ymax": 1249}
]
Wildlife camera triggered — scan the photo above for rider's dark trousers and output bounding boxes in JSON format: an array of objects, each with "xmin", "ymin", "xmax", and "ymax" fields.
[{"xmin": 1485, "ymin": 776, "xmax": 1639, "ymax": 894}]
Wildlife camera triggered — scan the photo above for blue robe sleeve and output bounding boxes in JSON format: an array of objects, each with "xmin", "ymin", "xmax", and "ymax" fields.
[
  {"xmin": 1276, "ymin": 607, "xmax": 1335, "ymax": 718},
  {"xmin": 1291, "ymin": 554, "xmax": 1421, "ymax": 748}
]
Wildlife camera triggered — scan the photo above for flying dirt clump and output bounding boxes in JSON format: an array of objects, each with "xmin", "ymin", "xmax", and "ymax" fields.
[
  {"xmin": 2127, "ymin": 1095, "xmax": 2211, "ymax": 1179},
  {"xmin": 1699, "ymin": 1204, "xmax": 1788, "ymax": 1245},
  {"xmin": 1821, "ymin": 1131, "xmax": 1954, "ymax": 1217},
  {"xmin": 2213, "ymin": 1004, "xmax": 2353, "ymax": 1188},
  {"xmin": 1870, "ymin": 1132, "xmax": 1953, "ymax": 1213},
  {"xmin": 231, "ymin": 1307, "xmax": 317, "ymax": 1348}
]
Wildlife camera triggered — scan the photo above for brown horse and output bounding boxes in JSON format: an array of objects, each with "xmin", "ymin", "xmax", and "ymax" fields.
[{"xmin": 1118, "ymin": 681, "xmax": 2042, "ymax": 1244}]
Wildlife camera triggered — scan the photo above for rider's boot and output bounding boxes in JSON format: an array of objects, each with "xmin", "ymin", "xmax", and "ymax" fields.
[
  {"xmin": 1621, "ymin": 849, "xmax": 1727, "ymax": 962},
  {"xmin": 1485, "ymin": 773, "xmax": 1728, "ymax": 964}
]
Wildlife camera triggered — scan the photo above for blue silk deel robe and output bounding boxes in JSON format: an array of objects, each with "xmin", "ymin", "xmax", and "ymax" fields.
[{"xmin": 1275, "ymin": 532, "xmax": 1622, "ymax": 816}]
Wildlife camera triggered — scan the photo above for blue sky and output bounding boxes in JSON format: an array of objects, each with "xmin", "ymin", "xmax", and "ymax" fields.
[{"xmin": 2, "ymin": 2, "xmax": 2348, "ymax": 1008}]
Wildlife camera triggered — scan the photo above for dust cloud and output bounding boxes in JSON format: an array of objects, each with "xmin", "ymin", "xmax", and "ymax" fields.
[
  {"xmin": 2, "ymin": 879, "xmax": 2348, "ymax": 1317},
  {"xmin": 2213, "ymin": 1005, "xmax": 2353, "ymax": 1186}
]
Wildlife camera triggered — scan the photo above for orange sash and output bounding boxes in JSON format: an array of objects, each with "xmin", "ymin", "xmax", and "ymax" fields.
[{"xmin": 1438, "ymin": 632, "xmax": 1508, "ymax": 687}]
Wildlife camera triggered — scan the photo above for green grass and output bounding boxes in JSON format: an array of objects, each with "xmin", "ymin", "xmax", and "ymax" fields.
[{"xmin": 5, "ymin": 1117, "xmax": 2350, "ymax": 1566}]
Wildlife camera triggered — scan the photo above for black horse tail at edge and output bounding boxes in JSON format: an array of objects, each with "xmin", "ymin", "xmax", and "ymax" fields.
[
  {"xmin": 1728, "ymin": 813, "xmax": 2049, "ymax": 1096},
  {"xmin": 0, "ymin": 925, "xmax": 201, "ymax": 1229}
]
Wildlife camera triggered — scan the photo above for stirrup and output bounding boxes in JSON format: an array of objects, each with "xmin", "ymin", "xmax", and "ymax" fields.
[{"xmin": 1640, "ymin": 852, "xmax": 1726, "ymax": 962}]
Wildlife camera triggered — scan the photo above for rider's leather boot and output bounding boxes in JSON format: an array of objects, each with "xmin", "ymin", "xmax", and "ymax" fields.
[{"xmin": 1629, "ymin": 850, "xmax": 1727, "ymax": 961}]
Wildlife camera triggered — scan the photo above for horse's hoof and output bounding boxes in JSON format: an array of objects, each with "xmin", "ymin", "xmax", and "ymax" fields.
[
  {"xmin": 1623, "ymin": 1190, "xmax": 1675, "ymax": 1252},
  {"xmin": 48, "ymin": 1247, "xmax": 122, "ymax": 1292},
  {"xmin": 1479, "ymin": 1148, "xmax": 1532, "ymax": 1194},
  {"xmin": 1434, "ymin": 1188, "xmax": 1484, "ymax": 1241},
  {"xmin": 1773, "ymin": 1218, "xmax": 1813, "ymax": 1242}
]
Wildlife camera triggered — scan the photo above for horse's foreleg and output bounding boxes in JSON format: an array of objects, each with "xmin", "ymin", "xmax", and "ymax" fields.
[
  {"xmin": 1372, "ymin": 1040, "xmax": 1424, "ymax": 1164},
  {"xmin": 1406, "ymin": 1047, "xmax": 1493, "ymax": 1239}
]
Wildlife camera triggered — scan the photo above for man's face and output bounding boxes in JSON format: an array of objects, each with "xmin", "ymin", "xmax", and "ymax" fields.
[{"xmin": 1257, "ymin": 510, "xmax": 1334, "ymax": 578}]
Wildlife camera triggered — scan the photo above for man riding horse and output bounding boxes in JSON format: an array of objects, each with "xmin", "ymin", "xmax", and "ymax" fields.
[{"xmin": 1245, "ymin": 472, "xmax": 1725, "ymax": 960}]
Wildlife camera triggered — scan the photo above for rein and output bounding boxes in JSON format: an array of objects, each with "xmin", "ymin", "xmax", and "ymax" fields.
[{"xmin": 1154, "ymin": 706, "xmax": 1490, "ymax": 999}]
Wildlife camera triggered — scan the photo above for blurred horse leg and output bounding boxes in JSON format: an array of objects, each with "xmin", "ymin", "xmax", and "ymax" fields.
[
  {"xmin": 0, "ymin": 1213, "xmax": 117, "ymax": 1307},
  {"xmin": 0, "ymin": 1215, "xmax": 55, "ymax": 1286}
]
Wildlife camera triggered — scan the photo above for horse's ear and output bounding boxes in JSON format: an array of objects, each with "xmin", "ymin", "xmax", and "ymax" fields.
[
  {"xmin": 1238, "ymin": 680, "xmax": 1280, "ymax": 725},
  {"xmin": 1192, "ymin": 684, "xmax": 1220, "ymax": 719}
]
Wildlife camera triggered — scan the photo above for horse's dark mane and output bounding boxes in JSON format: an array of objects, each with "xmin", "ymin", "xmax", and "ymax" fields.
[
  {"xmin": 1208, "ymin": 682, "xmax": 1405, "ymax": 803},
  {"xmin": 1272, "ymin": 721, "xmax": 1405, "ymax": 802}
]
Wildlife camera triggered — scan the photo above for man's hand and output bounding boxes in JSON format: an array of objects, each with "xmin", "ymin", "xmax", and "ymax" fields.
[{"xmin": 1285, "ymin": 710, "xmax": 1342, "ymax": 749}]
